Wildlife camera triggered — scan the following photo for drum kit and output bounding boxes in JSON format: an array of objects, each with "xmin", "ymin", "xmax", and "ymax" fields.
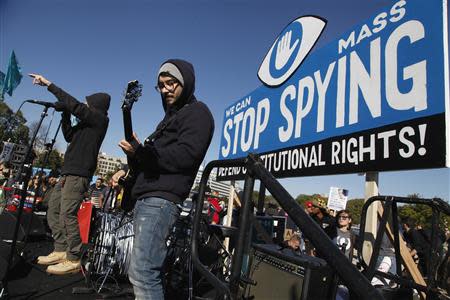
[
  {"xmin": 90, "ymin": 211, "xmax": 134, "ymax": 278},
  {"xmin": 78, "ymin": 210, "xmax": 133, "ymax": 294},
  {"xmin": 84, "ymin": 207, "xmax": 197, "ymax": 294},
  {"xmin": 84, "ymin": 200, "xmax": 230, "ymax": 297}
]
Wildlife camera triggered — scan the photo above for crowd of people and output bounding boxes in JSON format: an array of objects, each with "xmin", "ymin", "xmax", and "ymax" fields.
[
  {"xmin": 202, "ymin": 190, "xmax": 449, "ymax": 297},
  {"xmin": 270, "ymin": 198, "xmax": 449, "ymax": 297},
  {"xmin": 0, "ymin": 164, "xmax": 60, "ymax": 214},
  {"xmin": 0, "ymin": 165, "xmax": 121, "ymax": 215},
  {"xmin": 198, "ymin": 187, "xmax": 449, "ymax": 283}
]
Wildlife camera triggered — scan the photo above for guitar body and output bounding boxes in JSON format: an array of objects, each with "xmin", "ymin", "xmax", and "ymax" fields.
[
  {"xmin": 119, "ymin": 81, "xmax": 142, "ymax": 212},
  {"xmin": 118, "ymin": 170, "xmax": 136, "ymax": 212}
]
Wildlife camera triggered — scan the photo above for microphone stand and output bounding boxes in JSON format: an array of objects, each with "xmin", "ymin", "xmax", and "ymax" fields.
[
  {"xmin": 1, "ymin": 105, "xmax": 50, "ymax": 299},
  {"xmin": 24, "ymin": 120, "xmax": 62, "ymax": 244},
  {"xmin": 40, "ymin": 119, "xmax": 62, "ymax": 174}
]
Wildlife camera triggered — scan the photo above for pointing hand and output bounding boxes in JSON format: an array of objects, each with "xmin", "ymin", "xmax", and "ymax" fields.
[{"xmin": 29, "ymin": 73, "xmax": 52, "ymax": 87}]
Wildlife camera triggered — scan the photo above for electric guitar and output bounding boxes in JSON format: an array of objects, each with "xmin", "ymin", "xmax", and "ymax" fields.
[{"xmin": 119, "ymin": 80, "xmax": 142, "ymax": 212}]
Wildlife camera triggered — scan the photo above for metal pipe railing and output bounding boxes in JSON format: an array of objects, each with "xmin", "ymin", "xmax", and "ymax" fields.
[
  {"xmin": 191, "ymin": 154, "xmax": 387, "ymax": 299},
  {"xmin": 246, "ymin": 153, "xmax": 383, "ymax": 300},
  {"xmin": 358, "ymin": 195, "xmax": 450, "ymax": 297},
  {"xmin": 229, "ymin": 173, "xmax": 254, "ymax": 297},
  {"xmin": 191, "ymin": 158, "xmax": 246, "ymax": 299}
]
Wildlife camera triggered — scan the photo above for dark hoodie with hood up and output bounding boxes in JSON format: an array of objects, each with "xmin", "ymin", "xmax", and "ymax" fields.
[
  {"xmin": 47, "ymin": 84, "xmax": 110, "ymax": 178},
  {"xmin": 131, "ymin": 59, "xmax": 214, "ymax": 204}
]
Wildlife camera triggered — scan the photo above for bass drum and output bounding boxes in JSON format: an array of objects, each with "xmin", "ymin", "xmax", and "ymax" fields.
[{"xmin": 91, "ymin": 212, "xmax": 134, "ymax": 277}]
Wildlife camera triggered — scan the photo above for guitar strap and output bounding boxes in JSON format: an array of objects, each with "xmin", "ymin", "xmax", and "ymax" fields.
[{"xmin": 144, "ymin": 103, "xmax": 190, "ymax": 144}]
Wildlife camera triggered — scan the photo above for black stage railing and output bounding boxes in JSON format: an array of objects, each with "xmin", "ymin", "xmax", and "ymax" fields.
[
  {"xmin": 358, "ymin": 195, "xmax": 450, "ymax": 298},
  {"xmin": 191, "ymin": 153, "xmax": 384, "ymax": 300},
  {"xmin": 191, "ymin": 157, "xmax": 245, "ymax": 299}
]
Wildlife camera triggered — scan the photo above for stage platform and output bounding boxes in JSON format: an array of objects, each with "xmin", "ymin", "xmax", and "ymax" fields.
[{"xmin": 3, "ymin": 239, "xmax": 133, "ymax": 300}]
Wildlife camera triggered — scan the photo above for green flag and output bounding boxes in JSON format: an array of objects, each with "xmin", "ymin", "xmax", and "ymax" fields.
[
  {"xmin": 0, "ymin": 71, "xmax": 5, "ymax": 101},
  {"xmin": 2, "ymin": 51, "xmax": 23, "ymax": 100}
]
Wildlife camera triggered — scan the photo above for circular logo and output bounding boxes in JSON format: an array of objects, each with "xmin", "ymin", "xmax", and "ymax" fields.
[{"xmin": 258, "ymin": 16, "xmax": 326, "ymax": 87}]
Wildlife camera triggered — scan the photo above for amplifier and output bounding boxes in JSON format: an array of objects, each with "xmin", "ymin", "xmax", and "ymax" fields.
[{"xmin": 247, "ymin": 244, "xmax": 334, "ymax": 300}]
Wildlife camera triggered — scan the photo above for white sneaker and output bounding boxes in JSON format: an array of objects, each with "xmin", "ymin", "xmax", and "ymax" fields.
[
  {"xmin": 36, "ymin": 251, "xmax": 67, "ymax": 265},
  {"xmin": 46, "ymin": 259, "xmax": 81, "ymax": 275}
]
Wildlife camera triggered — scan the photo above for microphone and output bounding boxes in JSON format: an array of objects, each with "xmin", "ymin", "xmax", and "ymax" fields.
[{"xmin": 26, "ymin": 99, "xmax": 56, "ymax": 108}]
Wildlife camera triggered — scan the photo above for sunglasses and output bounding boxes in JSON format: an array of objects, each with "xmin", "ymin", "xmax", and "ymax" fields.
[{"xmin": 339, "ymin": 216, "xmax": 350, "ymax": 220}]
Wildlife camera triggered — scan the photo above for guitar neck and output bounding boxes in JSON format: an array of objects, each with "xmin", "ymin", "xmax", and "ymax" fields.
[
  {"xmin": 121, "ymin": 80, "xmax": 141, "ymax": 165},
  {"xmin": 123, "ymin": 109, "xmax": 133, "ymax": 142}
]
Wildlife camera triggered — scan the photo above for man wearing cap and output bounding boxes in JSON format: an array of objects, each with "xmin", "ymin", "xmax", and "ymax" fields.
[
  {"xmin": 115, "ymin": 59, "xmax": 214, "ymax": 299},
  {"xmin": 29, "ymin": 74, "xmax": 110, "ymax": 275}
]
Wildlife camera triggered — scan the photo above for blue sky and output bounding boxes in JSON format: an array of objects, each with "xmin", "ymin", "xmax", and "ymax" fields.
[{"xmin": 1, "ymin": 0, "xmax": 449, "ymax": 201}]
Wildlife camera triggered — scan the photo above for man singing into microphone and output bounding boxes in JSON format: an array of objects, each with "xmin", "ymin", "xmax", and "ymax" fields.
[{"xmin": 29, "ymin": 73, "xmax": 110, "ymax": 275}]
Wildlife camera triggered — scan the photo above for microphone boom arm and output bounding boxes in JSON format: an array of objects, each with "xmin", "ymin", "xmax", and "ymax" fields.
[{"xmin": 26, "ymin": 99, "xmax": 56, "ymax": 108}]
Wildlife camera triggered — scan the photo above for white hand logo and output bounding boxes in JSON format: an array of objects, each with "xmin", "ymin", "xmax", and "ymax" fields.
[
  {"xmin": 275, "ymin": 30, "xmax": 299, "ymax": 70},
  {"xmin": 258, "ymin": 16, "xmax": 326, "ymax": 86}
]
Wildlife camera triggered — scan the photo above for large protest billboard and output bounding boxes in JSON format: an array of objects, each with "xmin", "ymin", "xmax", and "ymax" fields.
[{"xmin": 218, "ymin": 0, "xmax": 449, "ymax": 180}]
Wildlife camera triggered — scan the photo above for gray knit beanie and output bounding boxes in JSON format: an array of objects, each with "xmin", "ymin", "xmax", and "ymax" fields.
[{"xmin": 158, "ymin": 62, "xmax": 184, "ymax": 86}]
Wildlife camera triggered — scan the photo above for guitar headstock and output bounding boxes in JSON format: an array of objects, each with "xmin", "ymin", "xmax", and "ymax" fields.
[{"xmin": 121, "ymin": 80, "xmax": 143, "ymax": 111}]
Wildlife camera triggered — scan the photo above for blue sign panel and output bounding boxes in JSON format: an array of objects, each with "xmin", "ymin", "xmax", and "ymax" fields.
[{"xmin": 218, "ymin": 0, "xmax": 449, "ymax": 180}]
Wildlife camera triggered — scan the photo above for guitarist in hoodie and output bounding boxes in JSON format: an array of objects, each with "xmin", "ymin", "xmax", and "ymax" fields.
[
  {"xmin": 29, "ymin": 74, "xmax": 110, "ymax": 275},
  {"xmin": 114, "ymin": 59, "xmax": 214, "ymax": 299}
]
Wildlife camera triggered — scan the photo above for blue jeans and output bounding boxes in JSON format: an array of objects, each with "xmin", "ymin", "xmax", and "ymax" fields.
[{"xmin": 128, "ymin": 197, "xmax": 180, "ymax": 300}]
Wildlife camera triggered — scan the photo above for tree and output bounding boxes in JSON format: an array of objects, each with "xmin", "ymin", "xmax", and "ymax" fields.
[
  {"xmin": 346, "ymin": 198, "xmax": 365, "ymax": 225},
  {"xmin": 0, "ymin": 101, "xmax": 29, "ymax": 146},
  {"xmin": 295, "ymin": 194, "xmax": 313, "ymax": 207},
  {"xmin": 34, "ymin": 149, "xmax": 64, "ymax": 172},
  {"xmin": 295, "ymin": 193, "xmax": 326, "ymax": 209},
  {"xmin": 398, "ymin": 203, "xmax": 450, "ymax": 230},
  {"xmin": 407, "ymin": 193, "xmax": 422, "ymax": 199},
  {"xmin": 28, "ymin": 121, "xmax": 50, "ymax": 151}
]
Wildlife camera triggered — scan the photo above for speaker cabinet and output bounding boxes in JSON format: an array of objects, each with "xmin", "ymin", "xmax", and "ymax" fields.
[
  {"xmin": 247, "ymin": 244, "xmax": 334, "ymax": 300},
  {"xmin": 0, "ymin": 211, "xmax": 46, "ymax": 241},
  {"xmin": 0, "ymin": 240, "xmax": 22, "ymax": 280}
]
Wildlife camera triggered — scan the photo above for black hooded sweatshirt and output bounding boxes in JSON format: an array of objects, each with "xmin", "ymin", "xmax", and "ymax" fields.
[
  {"xmin": 131, "ymin": 59, "xmax": 214, "ymax": 204},
  {"xmin": 47, "ymin": 84, "xmax": 110, "ymax": 178}
]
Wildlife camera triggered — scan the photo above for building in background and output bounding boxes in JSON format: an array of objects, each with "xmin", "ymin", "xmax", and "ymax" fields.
[
  {"xmin": 192, "ymin": 165, "xmax": 239, "ymax": 198},
  {"xmin": 96, "ymin": 152, "xmax": 126, "ymax": 178}
]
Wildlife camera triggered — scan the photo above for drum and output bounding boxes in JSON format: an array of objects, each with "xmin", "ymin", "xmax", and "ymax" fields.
[
  {"xmin": 113, "ymin": 214, "xmax": 134, "ymax": 276},
  {"xmin": 91, "ymin": 212, "xmax": 134, "ymax": 276}
]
